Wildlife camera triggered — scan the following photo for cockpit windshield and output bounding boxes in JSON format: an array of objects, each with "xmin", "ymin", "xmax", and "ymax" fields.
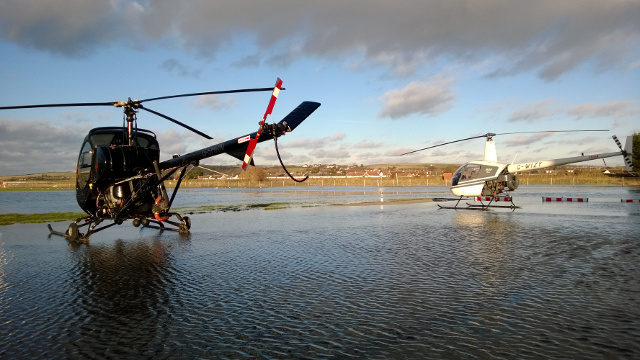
[
  {"xmin": 451, "ymin": 163, "xmax": 500, "ymax": 186},
  {"xmin": 89, "ymin": 131, "xmax": 159, "ymax": 150}
]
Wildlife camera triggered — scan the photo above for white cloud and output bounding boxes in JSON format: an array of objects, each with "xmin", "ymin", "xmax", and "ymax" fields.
[
  {"xmin": 1, "ymin": 1, "xmax": 638, "ymax": 79},
  {"xmin": 508, "ymin": 99, "xmax": 556, "ymax": 123},
  {"xmin": 309, "ymin": 148, "xmax": 351, "ymax": 160},
  {"xmin": 567, "ymin": 100, "xmax": 640, "ymax": 119},
  {"xmin": 285, "ymin": 132, "xmax": 346, "ymax": 149},
  {"xmin": 379, "ymin": 78, "xmax": 455, "ymax": 119},
  {"xmin": 160, "ymin": 58, "xmax": 202, "ymax": 78},
  {"xmin": 354, "ymin": 140, "xmax": 383, "ymax": 149},
  {"xmin": 0, "ymin": 118, "xmax": 89, "ymax": 174},
  {"xmin": 504, "ymin": 133, "xmax": 549, "ymax": 147},
  {"xmin": 191, "ymin": 95, "xmax": 238, "ymax": 110}
]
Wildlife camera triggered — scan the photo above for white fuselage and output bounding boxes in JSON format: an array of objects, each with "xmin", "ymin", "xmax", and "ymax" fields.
[
  {"xmin": 450, "ymin": 160, "xmax": 506, "ymax": 196},
  {"xmin": 448, "ymin": 135, "xmax": 632, "ymax": 198}
]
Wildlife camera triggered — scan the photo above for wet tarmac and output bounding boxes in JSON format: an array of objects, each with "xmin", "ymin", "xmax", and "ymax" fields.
[{"xmin": 1, "ymin": 186, "xmax": 639, "ymax": 358}]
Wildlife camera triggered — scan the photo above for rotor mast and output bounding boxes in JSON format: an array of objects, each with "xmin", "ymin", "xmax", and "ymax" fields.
[
  {"xmin": 115, "ymin": 98, "xmax": 139, "ymax": 146},
  {"xmin": 484, "ymin": 134, "xmax": 498, "ymax": 162}
]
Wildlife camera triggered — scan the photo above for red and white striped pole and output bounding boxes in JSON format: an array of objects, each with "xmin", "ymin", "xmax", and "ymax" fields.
[
  {"xmin": 475, "ymin": 196, "xmax": 511, "ymax": 202},
  {"xmin": 542, "ymin": 197, "xmax": 588, "ymax": 202}
]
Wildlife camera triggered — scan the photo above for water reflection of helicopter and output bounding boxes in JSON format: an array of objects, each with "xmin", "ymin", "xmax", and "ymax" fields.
[
  {"xmin": 402, "ymin": 131, "xmax": 634, "ymax": 210},
  {"xmin": 1, "ymin": 78, "xmax": 320, "ymax": 242},
  {"xmin": 68, "ymin": 235, "xmax": 176, "ymax": 348}
]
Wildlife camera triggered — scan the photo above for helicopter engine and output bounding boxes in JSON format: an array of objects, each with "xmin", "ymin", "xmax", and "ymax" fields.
[
  {"xmin": 498, "ymin": 173, "xmax": 520, "ymax": 191},
  {"xmin": 93, "ymin": 145, "xmax": 159, "ymax": 217},
  {"xmin": 96, "ymin": 179, "xmax": 156, "ymax": 217},
  {"xmin": 99, "ymin": 183, "xmax": 130, "ymax": 215}
]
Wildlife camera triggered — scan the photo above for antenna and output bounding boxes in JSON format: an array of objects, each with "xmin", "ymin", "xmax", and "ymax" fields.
[{"xmin": 511, "ymin": 150, "xmax": 520, "ymax": 165}]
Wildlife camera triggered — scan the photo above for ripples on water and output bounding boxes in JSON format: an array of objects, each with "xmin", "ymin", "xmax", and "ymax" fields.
[
  {"xmin": 0, "ymin": 186, "xmax": 449, "ymax": 214},
  {"xmin": 0, "ymin": 186, "xmax": 639, "ymax": 358}
]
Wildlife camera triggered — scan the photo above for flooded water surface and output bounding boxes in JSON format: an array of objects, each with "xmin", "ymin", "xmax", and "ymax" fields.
[{"xmin": 1, "ymin": 186, "xmax": 639, "ymax": 358}]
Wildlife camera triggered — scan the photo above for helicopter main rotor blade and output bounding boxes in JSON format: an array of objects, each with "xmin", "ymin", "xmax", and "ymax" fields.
[
  {"xmin": 0, "ymin": 86, "xmax": 286, "ymax": 110},
  {"xmin": 0, "ymin": 101, "xmax": 116, "ymax": 110},
  {"xmin": 400, "ymin": 129, "xmax": 609, "ymax": 156},
  {"xmin": 138, "ymin": 87, "xmax": 285, "ymax": 104},
  {"xmin": 138, "ymin": 105, "xmax": 213, "ymax": 140},
  {"xmin": 400, "ymin": 134, "xmax": 488, "ymax": 156},
  {"xmin": 492, "ymin": 129, "xmax": 608, "ymax": 136}
]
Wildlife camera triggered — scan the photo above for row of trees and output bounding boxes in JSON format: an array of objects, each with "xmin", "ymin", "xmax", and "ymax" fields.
[{"xmin": 632, "ymin": 133, "xmax": 640, "ymax": 171}]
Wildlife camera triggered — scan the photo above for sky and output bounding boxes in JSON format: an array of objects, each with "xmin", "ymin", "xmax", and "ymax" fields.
[{"xmin": 1, "ymin": 0, "xmax": 639, "ymax": 175}]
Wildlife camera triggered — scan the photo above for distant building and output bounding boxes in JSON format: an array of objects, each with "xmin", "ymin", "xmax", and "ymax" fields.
[{"xmin": 346, "ymin": 171, "xmax": 385, "ymax": 178}]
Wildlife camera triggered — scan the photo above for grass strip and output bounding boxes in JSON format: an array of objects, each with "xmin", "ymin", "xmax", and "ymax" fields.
[
  {"xmin": 0, "ymin": 203, "xmax": 291, "ymax": 226},
  {"xmin": 0, "ymin": 212, "xmax": 86, "ymax": 226},
  {"xmin": 176, "ymin": 202, "xmax": 291, "ymax": 214},
  {"xmin": 0, "ymin": 198, "xmax": 435, "ymax": 226}
]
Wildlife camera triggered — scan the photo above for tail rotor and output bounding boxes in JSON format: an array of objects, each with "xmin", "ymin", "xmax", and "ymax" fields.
[
  {"xmin": 242, "ymin": 78, "xmax": 283, "ymax": 170},
  {"xmin": 613, "ymin": 135, "xmax": 634, "ymax": 173}
]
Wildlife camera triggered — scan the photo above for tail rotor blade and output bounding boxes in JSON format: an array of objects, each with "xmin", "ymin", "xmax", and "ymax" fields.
[
  {"xmin": 613, "ymin": 135, "xmax": 624, "ymax": 152},
  {"xmin": 242, "ymin": 140, "xmax": 258, "ymax": 169},
  {"xmin": 613, "ymin": 135, "xmax": 634, "ymax": 172},
  {"xmin": 242, "ymin": 78, "xmax": 283, "ymax": 169}
]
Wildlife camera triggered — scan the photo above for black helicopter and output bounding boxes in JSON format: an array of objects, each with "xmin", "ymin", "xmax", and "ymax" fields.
[{"xmin": 0, "ymin": 78, "xmax": 320, "ymax": 242}]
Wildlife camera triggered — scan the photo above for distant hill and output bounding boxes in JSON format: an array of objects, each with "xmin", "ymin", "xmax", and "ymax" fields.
[{"xmin": 0, "ymin": 171, "xmax": 75, "ymax": 182}]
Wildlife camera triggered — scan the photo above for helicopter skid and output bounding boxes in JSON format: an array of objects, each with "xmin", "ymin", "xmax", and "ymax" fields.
[
  {"xmin": 465, "ymin": 203, "xmax": 520, "ymax": 209},
  {"xmin": 47, "ymin": 224, "xmax": 81, "ymax": 241},
  {"xmin": 48, "ymin": 213, "xmax": 190, "ymax": 243},
  {"xmin": 47, "ymin": 223, "xmax": 91, "ymax": 244},
  {"xmin": 139, "ymin": 217, "xmax": 190, "ymax": 234},
  {"xmin": 437, "ymin": 202, "xmax": 520, "ymax": 210},
  {"xmin": 437, "ymin": 204, "xmax": 489, "ymax": 211}
]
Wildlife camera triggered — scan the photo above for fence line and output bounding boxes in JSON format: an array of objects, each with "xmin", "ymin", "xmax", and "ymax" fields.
[
  {"xmin": 166, "ymin": 174, "xmax": 639, "ymax": 188},
  {"xmin": 2, "ymin": 174, "xmax": 638, "ymax": 191}
]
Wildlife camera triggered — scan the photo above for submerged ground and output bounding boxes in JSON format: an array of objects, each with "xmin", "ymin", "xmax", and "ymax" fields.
[{"xmin": 1, "ymin": 186, "xmax": 639, "ymax": 358}]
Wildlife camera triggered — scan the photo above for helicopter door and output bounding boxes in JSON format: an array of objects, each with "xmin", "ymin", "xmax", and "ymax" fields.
[
  {"xmin": 451, "ymin": 163, "xmax": 500, "ymax": 186},
  {"xmin": 451, "ymin": 164, "xmax": 481, "ymax": 186},
  {"xmin": 76, "ymin": 141, "xmax": 92, "ymax": 189},
  {"xmin": 76, "ymin": 140, "xmax": 97, "ymax": 214}
]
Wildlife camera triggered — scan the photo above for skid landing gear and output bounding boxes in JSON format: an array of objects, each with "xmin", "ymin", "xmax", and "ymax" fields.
[
  {"xmin": 47, "ymin": 223, "xmax": 89, "ymax": 243},
  {"xmin": 437, "ymin": 195, "xmax": 520, "ymax": 210},
  {"xmin": 48, "ymin": 214, "xmax": 191, "ymax": 244},
  {"xmin": 48, "ymin": 216, "xmax": 113, "ymax": 243},
  {"xmin": 132, "ymin": 214, "xmax": 191, "ymax": 233}
]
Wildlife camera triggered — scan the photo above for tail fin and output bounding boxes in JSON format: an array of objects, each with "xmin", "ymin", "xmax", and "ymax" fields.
[
  {"xmin": 224, "ymin": 101, "xmax": 321, "ymax": 166},
  {"xmin": 613, "ymin": 135, "xmax": 634, "ymax": 172},
  {"xmin": 226, "ymin": 147, "xmax": 255, "ymax": 167},
  {"xmin": 277, "ymin": 101, "xmax": 321, "ymax": 131}
]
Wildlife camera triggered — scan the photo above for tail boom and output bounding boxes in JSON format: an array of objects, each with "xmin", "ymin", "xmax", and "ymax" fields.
[
  {"xmin": 159, "ymin": 101, "xmax": 320, "ymax": 170},
  {"xmin": 507, "ymin": 135, "xmax": 632, "ymax": 173}
]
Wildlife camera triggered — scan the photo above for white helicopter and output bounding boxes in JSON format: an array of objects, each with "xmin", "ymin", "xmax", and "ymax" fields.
[{"xmin": 401, "ymin": 130, "xmax": 634, "ymax": 210}]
